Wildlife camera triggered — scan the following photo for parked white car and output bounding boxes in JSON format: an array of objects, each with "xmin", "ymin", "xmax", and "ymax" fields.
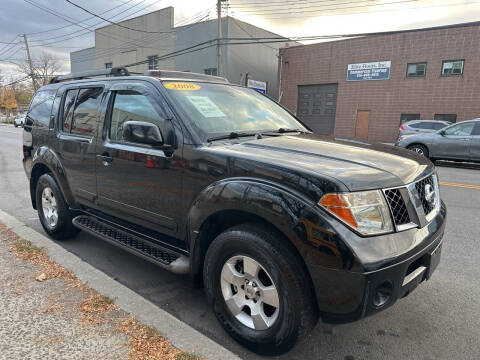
[{"xmin": 14, "ymin": 114, "xmax": 26, "ymax": 127}]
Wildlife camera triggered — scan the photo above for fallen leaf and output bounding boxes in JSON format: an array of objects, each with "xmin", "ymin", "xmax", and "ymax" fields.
[{"xmin": 36, "ymin": 273, "xmax": 47, "ymax": 282}]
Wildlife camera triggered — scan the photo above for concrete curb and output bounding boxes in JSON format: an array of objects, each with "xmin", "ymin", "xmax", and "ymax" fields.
[{"xmin": 0, "ymin": 209, "xmax": 240, "ymax": 360}]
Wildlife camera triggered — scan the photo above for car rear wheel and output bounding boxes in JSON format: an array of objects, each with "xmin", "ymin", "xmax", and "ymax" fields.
[
  {"xmin": 36, "ymin": 173, "xmax": 79, "ymax": 240},
  {"xmin": 203, "ymin": 223, "xmax": 318, "ymax": 355},
  {"xmin": 408, "ymin": 144, "xmax": 429, "ymax": 157}
]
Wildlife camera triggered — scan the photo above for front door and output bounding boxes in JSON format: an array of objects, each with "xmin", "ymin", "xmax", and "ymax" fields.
[
  {"xmin": 469, "ymin": 121, "xmax": 480, "ymax": 161},
  {"xmin": 355, "ymin": 110, "xmax": 370, "ymax": 141},
  {"xmin": 431, "ymin": 122, "xmax": 475, "ymax": 160},
  {"xmin": 96, "ymin": 81, "xmax": 184, "ymax": 237}
]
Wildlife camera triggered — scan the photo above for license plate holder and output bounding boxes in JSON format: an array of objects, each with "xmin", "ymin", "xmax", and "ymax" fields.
[{"xmin": 426, "ymin": 243, "xmax": 442, "ymax": 279}]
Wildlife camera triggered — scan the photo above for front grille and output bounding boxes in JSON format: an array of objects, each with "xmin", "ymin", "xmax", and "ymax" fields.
[
  {"xmin": 384, "ymin": 188, "xmax": 410, "ymax": 226},
  {"xmin": 415, "ymin": 175, "xmax": 436, "ymax": 215}
]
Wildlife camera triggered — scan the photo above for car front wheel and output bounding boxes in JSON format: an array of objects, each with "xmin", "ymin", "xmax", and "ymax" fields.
[
  {"xmin": 203, "ymin": 223, "xmax": 318, "ymax": 355},
  {"xmin": 408, "ymin": 144, "xmax": 429, "ymax": 157}
]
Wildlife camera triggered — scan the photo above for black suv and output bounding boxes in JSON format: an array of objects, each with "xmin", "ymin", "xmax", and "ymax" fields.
[{"xmin": 23, "ymin": 68, "xmax": 446, "ymax": 355}]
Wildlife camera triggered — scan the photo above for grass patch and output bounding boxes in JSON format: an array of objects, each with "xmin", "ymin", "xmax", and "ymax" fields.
[
  {"xmin": 176, "ymin": 352, "xmax": 201, "ymax": 360},
  {"xmin": 13, "ymin": 239, "xmax": 42, "ymax": 254}
]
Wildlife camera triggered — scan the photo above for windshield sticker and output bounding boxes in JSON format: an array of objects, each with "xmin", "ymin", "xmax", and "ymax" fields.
[
  {"xmin": 187, "ymin": 96, "xmax": 226, "ymax": 118},
  {"xmin": 164, "ymin": 82, "xmax": 200, "ymax": 91}
]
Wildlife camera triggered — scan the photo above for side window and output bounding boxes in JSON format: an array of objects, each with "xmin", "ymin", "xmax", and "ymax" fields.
[
  {"xmin": 432, "ymin": 122, "xmax": 448, "ymax": 130},
  {"xmin": 416, "ymin": 122, "xmax": 433, "ymax": 129},
  {"xmin": 71, "ymin": 87, "xmax": 103, "ymax": 136},
  {"xmin": 109, "ymin": 90, "xmax": 167, "ymax": 142},
  {"xmin": 27, "ymin": 90, "xmax": 56, "ymax": 126},
  {"xmin": 473, "ymin": 122, "xmax": 480, "ymax": 136},
  {"xmin": 62, "ymin": 89, "xmax": 78, "ymax": 132},
  {"xmin": 444, "ymin": 122, "xmax": 475, "ymax": 136}
]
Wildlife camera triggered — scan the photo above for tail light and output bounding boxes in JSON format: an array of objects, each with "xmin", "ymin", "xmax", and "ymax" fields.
[{"xmin": 399, "ymin": 125, "xmax": 405, "ymax": 131}]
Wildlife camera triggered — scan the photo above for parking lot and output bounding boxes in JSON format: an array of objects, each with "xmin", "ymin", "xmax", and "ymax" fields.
[{"xmin": 1, "ymin": 123, "xmax": 479, "ymax": 360}]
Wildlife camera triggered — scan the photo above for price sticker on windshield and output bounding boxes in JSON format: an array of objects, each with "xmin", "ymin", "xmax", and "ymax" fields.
[
  {"xmin": 164, "ymin": 82, "xmax": 200, "ymax": 91},
  {"xmin": 187, "ymin": 96, "xmax": 226, "ymax": 118}
]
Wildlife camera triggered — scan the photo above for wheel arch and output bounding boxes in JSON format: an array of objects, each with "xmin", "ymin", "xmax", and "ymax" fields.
[
  {"xmin": 187, "ymin": 179, "xmax": 319, "ymax": 303},
  {"xmin": 30, "ymin": 147, "xmax": 74, "ymax": 209}
]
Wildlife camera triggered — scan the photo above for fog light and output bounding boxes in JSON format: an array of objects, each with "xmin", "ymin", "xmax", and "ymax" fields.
[{"xmin": 372, "ymin": 282, "xmax": 393, "ymax": 308}]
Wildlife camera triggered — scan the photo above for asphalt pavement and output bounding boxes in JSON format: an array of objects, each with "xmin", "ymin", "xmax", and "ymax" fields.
[{"xmin": 1, "ymin": 124, "xmax": 479, "ymax": 360}]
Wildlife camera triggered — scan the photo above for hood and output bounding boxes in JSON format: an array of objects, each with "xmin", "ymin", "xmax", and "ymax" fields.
[{"xmin": 213, "ymin": 134, "xmax": 434, "ymax": 191}]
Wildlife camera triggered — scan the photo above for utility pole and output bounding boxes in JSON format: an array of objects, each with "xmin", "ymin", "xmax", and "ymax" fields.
[
  {"xmin": 217, "ymin": 0, "xmax": 223, "ymax": 77},
  {"xmin": 23, "ymin": 34, "xmax": 37, "ymax": 91}
]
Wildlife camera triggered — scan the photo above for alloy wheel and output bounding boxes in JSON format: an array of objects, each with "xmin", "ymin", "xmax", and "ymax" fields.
[
  {"xmin": 220, "ymin": 255, "xmax": 280, "ymax": 330},
  {"xmin": 41, "ymin": 187, "xmax": 58, "ymax": 228}
]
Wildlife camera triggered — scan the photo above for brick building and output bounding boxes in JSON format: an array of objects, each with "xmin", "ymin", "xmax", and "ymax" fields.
[{"xmin": 278, "ymin": 22, "xmax": 480, "ymax": 142}]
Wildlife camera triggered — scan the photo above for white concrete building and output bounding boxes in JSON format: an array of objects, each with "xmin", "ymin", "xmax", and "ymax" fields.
[{"xmin": 70, "ymin": 7, "xmax": 293, "ymax": 98}]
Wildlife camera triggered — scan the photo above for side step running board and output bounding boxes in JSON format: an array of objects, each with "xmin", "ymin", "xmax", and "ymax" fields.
[{"xmin": 72, "ymin": 215, "xmax": 189, "ymax": 274}]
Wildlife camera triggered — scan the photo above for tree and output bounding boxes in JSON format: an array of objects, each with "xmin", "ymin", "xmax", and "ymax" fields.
[
  {"xmin": 18, "ymin": 52, "xmax": 62, "ymax": 88},
  {"xmin": 0, "ymin": 87, "xmax": 18, "ymax": 115}
]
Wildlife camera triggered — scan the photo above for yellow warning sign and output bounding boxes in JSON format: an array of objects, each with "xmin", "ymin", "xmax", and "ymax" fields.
[{"xmin": 164, "ymin": 82, "xmax": 200, "ymax": 91}]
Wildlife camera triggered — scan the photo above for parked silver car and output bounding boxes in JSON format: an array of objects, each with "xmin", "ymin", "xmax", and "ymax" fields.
[
  {"xmin": 396, "ymin": 119, "xmax": 480, "ymax": 162},
  {"xmin": 399, "ymin": 120, "xmax": 451, "ymax": 137}
]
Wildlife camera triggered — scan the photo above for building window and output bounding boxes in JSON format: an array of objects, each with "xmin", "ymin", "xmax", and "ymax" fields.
[
  {"xmin": 105, "ymin": 63, "xmax": 112, "ymax": 69},
  {"xmin": 441, "ymin": 60, "xmax": 464, "ymax": 76},
  {"xmin": 148, "ymin": 55, "xmax": 158, "ymax": 71},
  {"xmin": 204, "ymin": 68, "xmax": 217, "ymax": 76},
  {"xmin": 406, "ymin": 62, "xmax": 426, "ymax": 77},
  {"xmin": 434, "ymin": 114, "xmax": 457, "ymax": 122},
  {"xmin": 400, "ymin": 113, "xmax": 420, "ymax": 124}
]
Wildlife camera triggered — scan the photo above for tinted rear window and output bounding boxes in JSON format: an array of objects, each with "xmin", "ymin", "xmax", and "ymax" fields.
[
  {"xmin": 28, "ymin": 90, "xmax": 56, "ymax": 126},
  {"xmin": 62, "ymin": 89, "xmax": 78, "ymax": 131},
  {"xmin": 409, "ymin": 122, "xmax": 432, "ymax": 129},
  {"xmin": 71, "ymin": 87, "xmax": 103, "ymax": 136}
]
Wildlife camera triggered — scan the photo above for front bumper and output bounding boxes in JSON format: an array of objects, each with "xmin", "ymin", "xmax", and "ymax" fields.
[{"xmin": 309, "ymin": 201, "xmax": 446, "ymax": 324}]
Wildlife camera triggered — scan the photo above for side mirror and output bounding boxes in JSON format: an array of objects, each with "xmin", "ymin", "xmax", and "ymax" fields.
[
  {"xmin": 122, "ymin": 121, "xmax": 163, "ymax": 146},
  {"xmin": 439, "ymin": 130, "xmax": 446, "ymax": 136}
]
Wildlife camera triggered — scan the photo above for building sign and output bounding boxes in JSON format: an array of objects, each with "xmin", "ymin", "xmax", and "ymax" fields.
[
  {"xmin": 247, "ymin": 79, "xmax": 267, "ymax": 94},
  {"xmin": 347, "ymin": 61, "xmax": 391, "ymax": 81}
]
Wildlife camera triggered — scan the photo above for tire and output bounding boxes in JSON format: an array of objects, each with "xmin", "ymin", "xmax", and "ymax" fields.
[
  {"xmin": 203, "ymin": 223, "xmax": 318, "ymax": 355},
  {"xmin": 14, "ymin": 124, "xmax": 17, "ymax": 128},
  {"xmin": 408, "ymin": 144, "xmax": 429, "ymax": 158},
  {"xmin": 36, "ymin": 173, "xmax": 79, "ymax": 240}
]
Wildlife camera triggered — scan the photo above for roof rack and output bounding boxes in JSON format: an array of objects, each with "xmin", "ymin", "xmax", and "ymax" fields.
[
  {"xmin": 144, "ymin": 70, "xmax": 229, "ymax": 84},
  {"xmin": 50, "ymin": 67, "xmax": 130, "ymax": 84}
]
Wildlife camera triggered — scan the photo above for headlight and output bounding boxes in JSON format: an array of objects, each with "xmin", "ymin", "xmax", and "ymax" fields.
[{"xmin": 319, "ymin": 190, "xmax": 393, "ymax": 235}]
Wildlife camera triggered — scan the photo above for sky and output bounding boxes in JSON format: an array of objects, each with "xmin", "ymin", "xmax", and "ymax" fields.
[{"xmin": 1, "ymin": 0, "xmax": 480, "ymax": 83}]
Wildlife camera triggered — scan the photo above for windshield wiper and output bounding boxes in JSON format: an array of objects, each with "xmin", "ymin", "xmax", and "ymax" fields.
[
  {"xmin": 207, "ymin": 131, "xmax": 260, "ymax": 142},
  {"xmin": 262, "ymin": 128, "xmax": 305, "ymax": 135}
]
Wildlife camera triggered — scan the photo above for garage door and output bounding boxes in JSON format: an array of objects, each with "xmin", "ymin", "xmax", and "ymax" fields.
[{"xmin": 297, "ymin": 84, "xmax": 337, "ymax": 135}]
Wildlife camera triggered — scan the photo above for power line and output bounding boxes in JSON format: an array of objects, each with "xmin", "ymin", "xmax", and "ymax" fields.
[
  {"xmin": 29, "ymin": 0, "xmax": 150, "ymax": 43},
  {"xmin": 230, "ymin": 0, "xmax": 420, "ymax": 16},
  {"xmin": 64, "ymin": 0, "xmax": 172, "ymax": 34},
  {"xmin": 25, "ymin": 0, "xmax": 138, "ymax": 36},
  {"xmin": 230, "ymin": 0, "xmax": 479, "ymax": 18},
  {"xmin": 68, "ymin": 9, "xmax": 213, "ymax": 64},
  {"xmin": 1, "ymin": 76, "xmax": 31, "ymax": 87}
]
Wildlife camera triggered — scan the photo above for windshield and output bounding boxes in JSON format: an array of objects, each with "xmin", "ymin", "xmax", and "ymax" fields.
[{"xmin": 162, "ymin": 81, "xmax": 308, "ymax": 139}]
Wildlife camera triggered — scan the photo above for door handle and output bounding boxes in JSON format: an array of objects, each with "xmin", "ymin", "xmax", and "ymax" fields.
[
  {"xmin": 96, "ymin": 153, "xmax": 113, "ymax": 166},
  {"xmin": 461, "ymin": 138, "xmax": 470, "ymax": 141}
]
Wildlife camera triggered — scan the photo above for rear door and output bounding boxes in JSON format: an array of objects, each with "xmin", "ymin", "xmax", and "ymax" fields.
[
  {"xmin": 431, "ymin": 122, "xmax": 475, "ymax": 160},
  {"xmin": 469, "ymin": 121, "xmax": 480, "ymax": 161},
  {"xmin": 96, "ymin": 81, "xmax": 184, "ymax": 238},
  {"xmin": 56, "ymin": 85, "xmax": 104, "ymax": 206}
]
